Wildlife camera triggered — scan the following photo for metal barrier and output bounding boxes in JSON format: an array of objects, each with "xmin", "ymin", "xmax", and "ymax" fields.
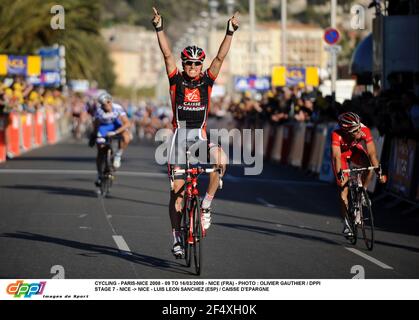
[
  {"xmin": 319, "ymin": 123, "xmax": 337, "ymax": 183},
  {"xmin": 6, "ymin": 112, "xmax": 20, "ymax": 158},
  {"xmin": 288, "ymin": 122, "xmax": 306, "ymax": 167},
  {"xmin": 271, "ymin": 125, "xmax": 284, "ymax": 163},
  {"xmin": 307, "ymin": 124, "xmax": 328, "ymax": 174},
  {"xmin": 0, "ymin": 106, "xmax": 73, "ymax": 164},
  {"xmin": 280, "ymin": 123, "xmax": 294, "ymax": 165},
  {"xmin": 301, "ymin": 123, "xmax": 315, "ymax": 170},
  {"xmin": 0, "ymin": 115, "xmax": 6, "ymax": 162}
]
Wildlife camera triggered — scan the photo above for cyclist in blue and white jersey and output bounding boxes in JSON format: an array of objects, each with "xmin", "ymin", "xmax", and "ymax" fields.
[{"xmin": 91, "ymin": 92, "xmax": 131, "ymax": 186}]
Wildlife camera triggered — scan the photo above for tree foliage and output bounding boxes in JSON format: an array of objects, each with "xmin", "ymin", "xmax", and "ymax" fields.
[{"xmin": 0, "ymin": 0, "xmax": 115, "ymax": 90}]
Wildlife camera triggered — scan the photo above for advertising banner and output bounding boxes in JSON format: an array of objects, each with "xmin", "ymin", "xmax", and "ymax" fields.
[
  {"xmin": 0, "ymin": 55, "xmax": 41, "ymax": 76},
  {"xmin": 234, "ymin": 76, "xmax": 271, "ymax": 92},
  {"xmin": 387, "ymin": 138, "xmax": 417, "ymax": 198},
  {"xmin": 319, "ymin": 124, "xmax": 337, "ymax": 182},
  {"xmin": 367, "ymin": 128, "xmax": 385, "ymax": 193},
  {"xmin": 272, "ymin": 66, "xmax": 319, "ymax": 87}
]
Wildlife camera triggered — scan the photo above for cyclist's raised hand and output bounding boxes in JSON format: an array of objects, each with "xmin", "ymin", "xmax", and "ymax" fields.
[
  {"xmin": 152, "ymin": 7, "xmax": 163, "ymax": 31},
  {"xmin": 226, "ymin": 11, "xmax": 239, "ymax": 35}
]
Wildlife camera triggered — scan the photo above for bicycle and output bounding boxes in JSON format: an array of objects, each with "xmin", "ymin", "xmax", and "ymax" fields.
[
  {"xmin": 97, "ymin": 136, "xmax": 117, "ymax": 198},
  {"xmin": 171, "ymin": 148, "xmax": 222, "ymax": 276},
  {"xmin": 342, "ymin": 165, "xmax": 379, "ymax": 251}
]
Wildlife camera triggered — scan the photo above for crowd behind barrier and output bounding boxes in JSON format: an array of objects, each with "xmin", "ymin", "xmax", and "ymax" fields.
[
  {"xmin": 0, "ymin": 76, "xmax": 173, "ymax": 164},
  {"xmin": 0, "ymin": 77, "xmax": 75, "ymax": 161},
  {"xmin": 207, "ymin": 85, "xmax": 419, "ymax": 207}
]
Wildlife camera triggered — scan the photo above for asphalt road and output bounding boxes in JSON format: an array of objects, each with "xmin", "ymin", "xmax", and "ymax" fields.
[{"xmin": 0, "ymin": 137, "xmax": 418, "ymax": 279}]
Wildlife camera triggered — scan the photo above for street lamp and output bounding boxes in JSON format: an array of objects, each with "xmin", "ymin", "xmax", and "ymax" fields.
[
  {"xmin": 209, "ymin": 0, "xmax": 219, "ymax": 20},
  {"xmin": 281, "ymin": 0, "xmax": 287, "ymax": 67},
  {"xmin": 225, "ymin": 0, "xmax": 235, "ymax": 16},
  {"xmin": 249, "ymin": 0, "xmax": 256, "ymax": 75}
]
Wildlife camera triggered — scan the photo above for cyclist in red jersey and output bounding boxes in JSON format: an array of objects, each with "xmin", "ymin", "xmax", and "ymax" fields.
[
  {"xmin": 331, "ymin": 112, "xmax": 386, "ymax": 237},
  {"xmin": 152, "ymin": 7, "xmax": 239, "ymax": 257}
]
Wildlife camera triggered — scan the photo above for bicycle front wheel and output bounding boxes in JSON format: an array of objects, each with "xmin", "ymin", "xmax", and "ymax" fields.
[
  {"xmin": 361, "ymin": 190, "xmax": 374, "ymax": 251},
  {"xmin": 347, "ymin": 205, "xmax": 357, "ymax": 245},
  {"xmin": 182, "ymin": 199, "xmax": 192, "ymax": 268},
  {"xmin": 100, "ymin": 175, "xmax": 111, "ymax": 198},
  {"xmin": 193, "ymin": 196, "xmax": 202, "ymax": 276}
]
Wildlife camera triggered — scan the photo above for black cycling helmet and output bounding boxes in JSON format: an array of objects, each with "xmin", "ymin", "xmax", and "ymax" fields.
[
  {"xmin": 338, "ymin": 112, "xmax": 361, "ymax": 133},
  {"xmin": 181, "ymin": 45, "xmax": 206, "ymax": 62}
]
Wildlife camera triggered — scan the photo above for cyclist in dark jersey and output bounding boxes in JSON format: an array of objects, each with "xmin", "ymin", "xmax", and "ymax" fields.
[{"xmin": 152, "ymin": 7, "xmax": 239, "ymax": 258}]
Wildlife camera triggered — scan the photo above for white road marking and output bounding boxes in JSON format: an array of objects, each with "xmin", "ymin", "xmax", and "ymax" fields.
[
  {"xmin": 79, "ymin": 226, "xmax": 91, "ymax": 230},
  {"xmin": 79, "ymin": 214, "xmax": 87, "ymax": 218},
  {"xmin": 256, "ymin": 197, "xmax": 276, "ymax": 208},
  {"xmin": 0, "ymin": 169, "xmax": 166, "ymax": 178},
  {"xmin": 345, "ymin": 247, "xmax": 394, "ymax": 270},
  {"xmin": 112, "ymin": 235, "xmax": 132, "ymax": 254}
]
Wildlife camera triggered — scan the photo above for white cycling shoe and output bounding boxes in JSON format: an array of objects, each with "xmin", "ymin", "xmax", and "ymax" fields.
[
  {"xmin": 113, "ymin": 155, "xmax": 121, "ymax": 169},
  {"xmin": 202, "ymin": 208, "xmax": 212, "ymax": 230},
  {"xmin": 172, "ymin": 242, "xmax": 184, "ymax": 259}
]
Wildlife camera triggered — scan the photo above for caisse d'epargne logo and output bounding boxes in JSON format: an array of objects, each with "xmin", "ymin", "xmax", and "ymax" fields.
[{"xmin": 6, "ymin": 280, "xmax": 46, "ymax": 298}]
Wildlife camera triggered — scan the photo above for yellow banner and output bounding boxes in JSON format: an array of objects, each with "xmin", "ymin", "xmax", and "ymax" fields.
[
  {"xmin": 27, "ymin": 55, "xmax": 42, "ymax": 76},
  {"xmin": 271, "ymin": 66, "xmax": 286, "ymax": 87},
  {"xmin": 306, "ymin": 67, "xmax": 319, "ymax": 87},
  {"xmin": 0, "ymin": 55, "xmax": 7, "ymax": 75},
  {"xmin": 271, "ymin": 66, "xmax": 319, "ymax": 87}
]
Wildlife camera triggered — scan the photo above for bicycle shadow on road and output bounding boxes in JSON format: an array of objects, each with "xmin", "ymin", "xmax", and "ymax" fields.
[
  {"xmin": 0, "ymin": 231, "xmax": 195, "ymax": 277},
  {"xmin": 0, "ymin": 184, "xmax": 97, "ymax": 198},
  {"xmin": 0, "ymin": 184, "xmax": 168, "ymax": 209},
  {"xmin": 214, "ymin": 214, "xmax": 419, "ymax": 254},
  {"xmin": 214, "ymin": 222, "xmax": 340, "ymax": 247}
]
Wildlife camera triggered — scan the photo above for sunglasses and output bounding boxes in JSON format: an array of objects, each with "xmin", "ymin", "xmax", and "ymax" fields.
[
  {"xmin": 184, "ymin": 61, "xmax": 202, "ymax": 66},
  {"xmin": 349, "ymin": 127, "xmax": 361, "ymax": 136}
]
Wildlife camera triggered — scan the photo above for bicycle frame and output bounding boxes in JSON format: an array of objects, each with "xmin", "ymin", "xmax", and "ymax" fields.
[
  {"xmin": 170, "ymin": 145, "xmax": 223, "ymax": 274},
  {"xmin": 342, "ymin": 165, "xmax": 378, "ymax": 250},
  {"xmin": 172, "ymin": 152, "xmax": 220, "ymax": 239},
  {"xmin": 98, "ymin": 136, "xmax": 119, "ymax": 197}
]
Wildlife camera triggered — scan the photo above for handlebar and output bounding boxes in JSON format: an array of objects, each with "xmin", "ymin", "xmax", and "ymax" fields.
[
  {"xmin": 342, "ymin": 166, "xmax": 379, "ymax": 174},
  {"xmin": 173, "ymin": 167, "xmax": 222, "ymax": 175}
]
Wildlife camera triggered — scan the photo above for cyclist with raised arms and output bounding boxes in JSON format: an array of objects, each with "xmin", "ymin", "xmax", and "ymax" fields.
[
  {"xmin": 90, "ymin": 92, "xmax": 131, "ymax": 187},
  {"xmin": 152, "ymin": 7, "xmax": 238, "ymax": 258},
  {"xmin": 331, "ymin": 112, "xmax": 386, "ymax": 237}
]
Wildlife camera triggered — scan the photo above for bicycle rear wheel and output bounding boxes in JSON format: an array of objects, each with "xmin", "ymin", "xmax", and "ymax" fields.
[
  {"xmin": 99, "ymin": 147, "xmax": 113, "ymax": 198},
  {"xmin": 193, "ymin": 196, "xmax": 202, "ymax": 275},
  {"xmin": 182, "ymin": 200, "xmax": 192, "ymax": 268},
  {"xmin": 361, "ymin": 190, "xmax": 374, "ymax": 251}
]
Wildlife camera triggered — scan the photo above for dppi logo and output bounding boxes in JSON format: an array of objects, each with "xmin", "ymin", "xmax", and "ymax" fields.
[{"xmin": 6, "ymin": 280, "xmax": 46, "ymax": 298}]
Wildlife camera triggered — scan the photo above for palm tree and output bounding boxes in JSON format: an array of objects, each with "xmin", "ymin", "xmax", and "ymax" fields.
[{"xmin": 0, "ymin": 0, "xmax": 115, "ymax": 90}]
